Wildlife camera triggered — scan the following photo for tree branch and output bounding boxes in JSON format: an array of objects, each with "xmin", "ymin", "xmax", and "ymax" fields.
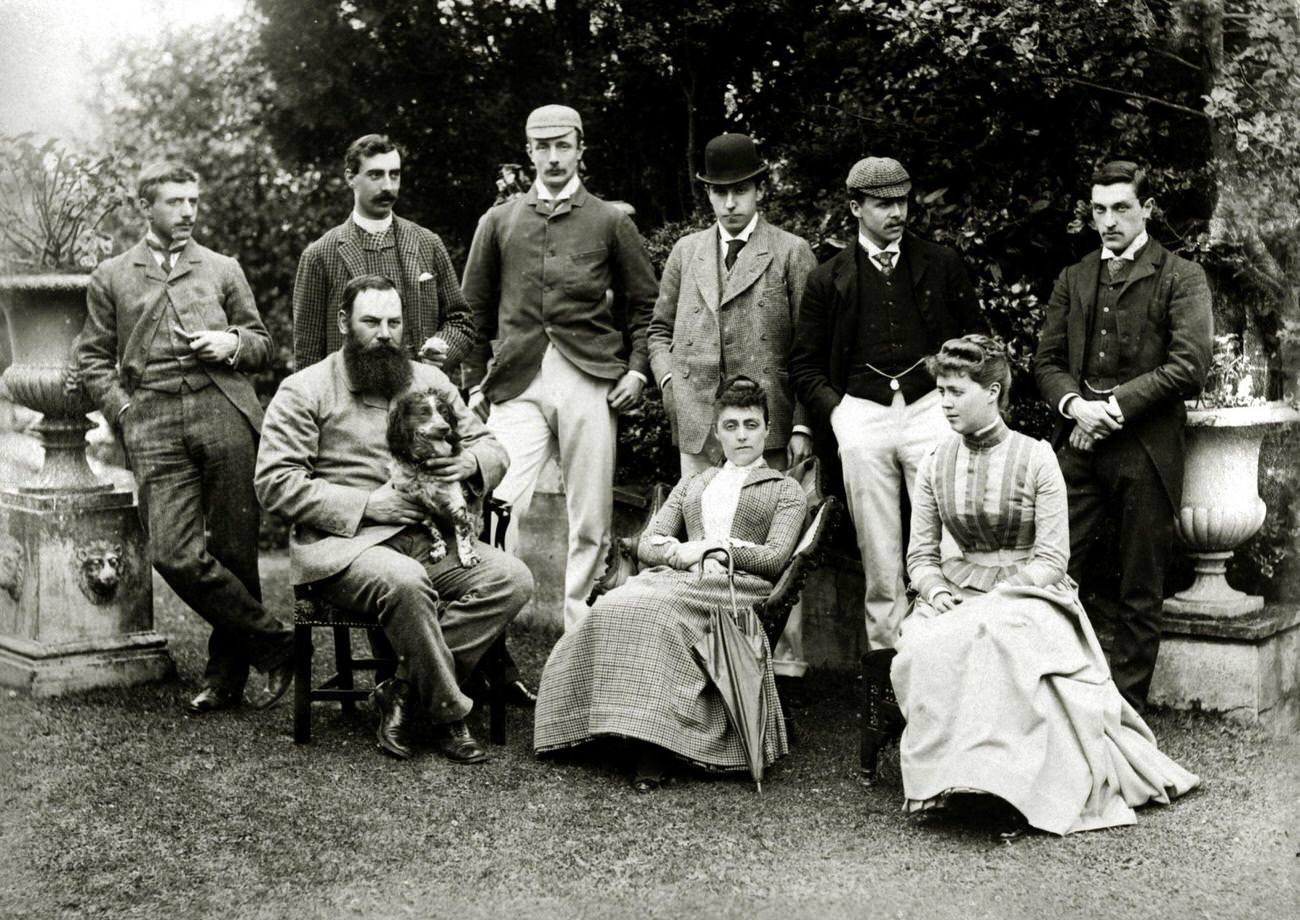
[{"xmin": 1058, "ymin": 76, "xmax": 1208, "ymax": 119}]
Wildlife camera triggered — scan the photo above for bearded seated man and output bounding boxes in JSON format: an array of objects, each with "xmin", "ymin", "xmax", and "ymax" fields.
[{"xmin": 254, "ymin": 274, "xmax": 534, "ymax": 763}]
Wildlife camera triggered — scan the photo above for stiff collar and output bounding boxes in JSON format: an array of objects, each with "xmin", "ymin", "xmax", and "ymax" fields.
[
  {"xmin": 858, "ymin": 233, "xmax": 901, "ymax": 261},
  {"xmin": 722, "ymin": 455, "xmax": 767, "ymax": 472},
  {"xmin": 534, "ymin": 175, "xmax": 581, "ymax": 202},
  {"xmin": 719, "ymin": 213, "xmax": 760, "ymax": 244},
  {"xmin": 961, "ymin": 416, "xmax": 1010, "ymax": 450},
  {"xmin": 144, "ymin": 230, "xmax": 189, "ymax": 254},
  {"xmin": 1101, "ymin": 230, "xmax": 1148, "ymax": 261},
  {"xmin": 351, "ymin": 211, "xmax": 394, "ymax": 235}
]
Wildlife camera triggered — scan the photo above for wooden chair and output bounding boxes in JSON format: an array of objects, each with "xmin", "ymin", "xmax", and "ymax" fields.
[
  {"xmin": 858, "ymin": 648, "xmax": 905, "ymax": 785},
  {"xmin": 291, "ymin": 497, "xmax": 513, "ymax": 746}
]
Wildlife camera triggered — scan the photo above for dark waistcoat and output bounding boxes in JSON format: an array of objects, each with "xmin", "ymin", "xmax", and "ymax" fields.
[{"xmin": 846, "ymin": 244, "xmax": 935, "ymax": 404}]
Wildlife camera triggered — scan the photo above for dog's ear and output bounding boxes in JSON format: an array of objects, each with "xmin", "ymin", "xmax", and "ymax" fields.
[
  {"xmin": 439, "ymin": 391, "xmax": 462, "ymax": 448},
  {"xmin": 386, "ymin": 393, "xmax": 418, "ymax": 460}
]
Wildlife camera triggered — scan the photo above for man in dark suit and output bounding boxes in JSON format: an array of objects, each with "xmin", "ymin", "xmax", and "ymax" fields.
[
  {"xmin": 1035, "ymin": 160, "xmax": 1213, "ymax": 710},
  {"xmin": 461, "ymin": 104, "xmax": 658, "ymax": 631},
  {"xmin": 292, "ymin": 133, "xmax": 476, "ymax": 373},
  {"xmin": 789, "ymin": 157, "xmax": 982, "ymax": 651},
  {"xmin": 75, "ymin": 162, "xmax": 293, "ymax": 713}
]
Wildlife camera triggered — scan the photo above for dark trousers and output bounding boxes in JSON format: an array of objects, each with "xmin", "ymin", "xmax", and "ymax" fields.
[
  {"xmin": 124, "ymin": 385, "xmax": 293, "ymax": 693},
  {"xmin": 1058, "ymin": 431, "xmax": 1175, "ymax": 710}
]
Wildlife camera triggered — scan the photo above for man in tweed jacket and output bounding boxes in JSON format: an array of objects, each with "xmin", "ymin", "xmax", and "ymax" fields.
[
  {"xmin": 292, "ymin": 134, "xmax": 476, "ymax": 373},
  {"xmin": 647, "ymin": 132, "xmax": 816, "ymax": 677},
  {"xmin": 75, "ymin": 162, "xmax": 293, "ymax": 714},
  {"xmin": 461, "ymin": 104, "xmax": 659, "ymax": 631}
]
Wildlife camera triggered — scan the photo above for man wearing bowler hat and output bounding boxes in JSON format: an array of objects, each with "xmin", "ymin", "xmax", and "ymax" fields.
[
  {"xmin": 648, "ymin": 132, "xmax": 817, "ymax": 676},
  {"xmin": 789, "ymin": 157, "xmax": 983, "ymax": 650},
  {"xmin": 461, "ymin": 104, "xmax": 659, "ymax": 631}
]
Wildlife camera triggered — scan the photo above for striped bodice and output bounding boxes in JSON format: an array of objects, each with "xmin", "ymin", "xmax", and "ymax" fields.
[{"xmin": 929, "ymin": 423, "xmax": 1040, "ymax": 554}]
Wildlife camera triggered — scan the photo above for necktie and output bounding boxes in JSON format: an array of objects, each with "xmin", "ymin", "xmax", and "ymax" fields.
[
  {"xmin": 725, "ymin": 237, "xmax": 746, "ymax": 271},
  {"xmin": 874, "ymin": 251, "xmax": 895, "ymax": 278},
  {"xmin": 1107, "ymin": 257, "xmax": 1125, "ymax": 281}
]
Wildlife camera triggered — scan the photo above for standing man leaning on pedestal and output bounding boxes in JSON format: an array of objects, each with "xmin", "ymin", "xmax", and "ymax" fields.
[
  {"xmin": 75, "ymin": 162, "xmax": 293, "ymax": 714},
  {"xmin": 1034, "ymin": 160, "xmax": 1212, "ymax": 711},
  {"xmin": 292, "ymin": 133, "xmax": 476, "ymax": 374},
  {"xmin": 789, "ymin": 157, "xmax": 983, "ymax": 651},
  {"xmin": 461, "ymin": 104, "xmax": 659, "ymax": 631},
  {"xmin": 647, "ymin": 132, "xmax": 817, "ymax": 676}
]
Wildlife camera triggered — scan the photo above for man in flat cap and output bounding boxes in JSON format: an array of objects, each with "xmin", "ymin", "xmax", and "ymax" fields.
[
  {"xmin": 647, "ymin": 131, "xmax": 817, "ymax": 676},
  {"xmin": 462, "ymin": 104, "xmax": 659, "ymax": 631},
  {"xmin": 292, "ymin": 133, "xmax": 475, "ymax": 374},
  {"xmin": 790, "ymin": 157, "xmax": 983, "ymax": 650}
]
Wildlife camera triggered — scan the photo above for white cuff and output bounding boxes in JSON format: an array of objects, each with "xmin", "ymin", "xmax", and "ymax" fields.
[
  {"xmin": 659, "ymin": 373, "xmax": 672, "ymax": 389},
  {"xmin": 627, "ymin": 370, "xmax": 647, "ymax": 384},
  {"xmin": 791, "ymin": 425, "xmax": 812, "ymax": 437},
  {"xmin": 1107, "ymin": 395, "xmax": 1125, "ymax": 421},
  {"xmin": 1058, "ymin": 393, "xmax": 1079, "ymax": 418}
]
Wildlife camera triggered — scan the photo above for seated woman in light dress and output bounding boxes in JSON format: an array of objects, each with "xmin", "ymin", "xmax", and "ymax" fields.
[
  {"xmin": 533, "ymin": 377, "xmax": 807, "ymax": 792},
  {"xmin": 893, "ymin": 335, "xmax": 1199, "ymax": 836}
]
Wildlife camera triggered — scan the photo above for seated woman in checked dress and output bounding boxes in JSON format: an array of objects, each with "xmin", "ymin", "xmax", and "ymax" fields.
[
  {"xmin": 893, "ymin": 335, "xmax": 1199, "ymax": 836},
  {"xmin": 533, "ymin": 377, "xmax": 806, "ymax": 791}
]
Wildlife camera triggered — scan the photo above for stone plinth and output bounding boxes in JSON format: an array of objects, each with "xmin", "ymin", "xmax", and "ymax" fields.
[
  {"xmin": 1149, "ymin": 602, "xmax": 1299, "ymax": 734},
  {"xmin": 0, "ymin": 487, "xmax": 174, "ymax": 696}
]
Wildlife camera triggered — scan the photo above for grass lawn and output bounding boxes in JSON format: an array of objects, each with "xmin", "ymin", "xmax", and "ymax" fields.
[{"xmin": 1, "ymin": 553, "xmax": 1296, "ymax": 920}]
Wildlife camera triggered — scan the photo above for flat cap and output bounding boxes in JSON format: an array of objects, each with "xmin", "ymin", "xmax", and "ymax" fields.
[
  {"xmin": 525, "ymin": 104, "xmax": 583, "ymax": 140},
  {"xmin": 846, "ymin": 157, "xmax": 911, "ymax": 198}
]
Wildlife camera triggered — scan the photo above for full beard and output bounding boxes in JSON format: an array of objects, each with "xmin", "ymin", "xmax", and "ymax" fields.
[{"xmin": 342, "ymin": 338, "xmax": 413, "ymax": 400}]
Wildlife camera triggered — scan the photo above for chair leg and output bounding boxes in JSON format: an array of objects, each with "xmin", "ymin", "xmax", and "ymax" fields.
[
  {"xmin": 293, "ymin": 624, "xmax": 313, "ymax": 744},
  {"xmin": 858, "ymin": 649, "xmax": 901, "ymax": 786},
  {"xmin": 488, "ymin": 635, "xmax": 507, "ymax": 745},
  {"xmin": 334, "ymin": 627, "xmax": 355, "ymax": 715}
]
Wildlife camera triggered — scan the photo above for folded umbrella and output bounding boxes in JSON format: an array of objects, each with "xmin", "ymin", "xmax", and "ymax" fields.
[{"xmin": 691, "ymin": 548, "xmax": 770, "ymax": 793}]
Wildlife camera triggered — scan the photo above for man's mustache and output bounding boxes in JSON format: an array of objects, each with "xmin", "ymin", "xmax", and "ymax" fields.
[{"xmin": 374, "ymin": 193, "xmax": 397, "ymax": 203}]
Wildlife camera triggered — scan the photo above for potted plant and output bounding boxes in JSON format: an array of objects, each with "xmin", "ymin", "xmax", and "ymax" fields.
[
  {"xmin": 0, "ymin": 133, "xmax": 126, "ymax": 492},
  {"xmin": 1167, "ymin": 333, "xmax": 1300, "ymax": 617}
]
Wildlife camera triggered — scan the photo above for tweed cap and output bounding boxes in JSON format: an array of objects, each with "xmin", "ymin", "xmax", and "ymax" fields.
[
  {"xmin": 846, "ymin": 157, "xmax": 912, "ymax": 198},
  {"xmin": 525, "ymin": 104, "xmax": 584, "ymax": 140}
]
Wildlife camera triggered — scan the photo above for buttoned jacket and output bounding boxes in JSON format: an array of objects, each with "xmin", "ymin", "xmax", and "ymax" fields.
[
  {"xmin": 636, "ymin": 465, "xmax": 807, "ymax": 583},
  {"xmin": 1033, "ymin": 238, "xmax": 1213, "ymax": 505},
  {"xmin": 460, "ymin": 184, "xmax": 659, "ymax": 404},
  {"xmin": 292, "ymin": 215, "xmax": 475, "ymax": 372},
  {"xmin": 788, "ymin": 232, "xmax": 982, "ymax": 490},
  {"xmin": 647, "ymin": 218, "xmax": 817, "ymax": 454},
  {"xmin": 75, "ymin": 238, "xmax": 271, "ymax": 431},
  {"xmin": 254, "ymin": 352, "xmax": 509, "ymax": 585}
]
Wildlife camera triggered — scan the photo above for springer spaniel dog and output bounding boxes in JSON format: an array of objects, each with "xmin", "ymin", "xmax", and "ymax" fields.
[{"xmin": 386, "ymin": 388, "xmax": 482, "ymax": 567}]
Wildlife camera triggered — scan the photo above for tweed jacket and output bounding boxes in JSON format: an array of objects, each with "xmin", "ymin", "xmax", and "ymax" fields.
[
  {"xmin": 647, "ymin": 218, "xmax": 817, "ymax": 454},
  {"xmin": 292, "ymin": 215, "xmax": 476, "ymax": 372},
  {"xmin": 636, "ymin": 466, "xmax": 807, "ymax": 583},
  {"xmin": 253, "ymin": 352, "xmax": 509, "ymax": 585},
  {"xmin": 788, "ymin": 232, "xmax": 983, "ymax": 488},
  {"xmin": 1033, "ymin": 238, "xmax": 1212, "ymax": 505},
  {"xmin": 75, "ymin": 238, "xmax": 272, "ymax": 431},
  {"xmin": 460, "ymin": 184, "xmax": 659, "ymax": 404}
]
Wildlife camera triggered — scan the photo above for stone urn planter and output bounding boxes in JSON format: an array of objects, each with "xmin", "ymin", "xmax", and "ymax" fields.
[
  {"xmin": 0, "ymin": 274, "xmax": 172, "ymax": 695},
  {"xmin": 1166, "ymin": 401, "xmax": 1300, "ymax": 617}
]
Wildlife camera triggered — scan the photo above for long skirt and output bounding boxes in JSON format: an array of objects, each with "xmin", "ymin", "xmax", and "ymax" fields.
[
  {"xmin": 893, "ymin": 582, "xmax": 1199, "ymax": 835},
  {"xmin": 533, "ymin": 566, "xmax": 788, "ymax": 771}
]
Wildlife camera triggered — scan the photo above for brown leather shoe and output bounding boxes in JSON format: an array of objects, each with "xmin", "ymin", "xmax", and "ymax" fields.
[
  {"xmin": 187, "ymin": 686, "xmax": 241, "ymax": 714},
  {"xmin": 370, "ymin": 678, "xmax": 413, "ymax": 760},
  {"xmin": 432, "ymin": 719, "xmax": 488, "ymax": 764},
  {"xmin": 257, "ymin": 658, "xmax": 295, "ymax": 710}
]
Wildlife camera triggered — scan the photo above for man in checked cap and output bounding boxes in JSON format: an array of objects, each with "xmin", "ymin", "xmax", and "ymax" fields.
[
  {"xmin": 789, "ymin": 157, "xmax": 984, "ymax": 651},
  {"xmin": 461, "ymin": 104, "xmax": 658, "ymax": 632}
]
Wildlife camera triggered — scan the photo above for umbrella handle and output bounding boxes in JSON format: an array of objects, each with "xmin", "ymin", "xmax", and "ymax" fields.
[{"xmin": 702, "ymin": 546, "xmax": 740, "ymax": 623}]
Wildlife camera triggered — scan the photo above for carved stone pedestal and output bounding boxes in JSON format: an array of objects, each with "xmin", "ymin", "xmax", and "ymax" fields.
[
  {"xmin": 0, "ymin": 488, "xmax": 174, "ymax": 696},
  {"xmin": 1149, "ymin": 602, "xmax": 1299, "ymax": 735}
]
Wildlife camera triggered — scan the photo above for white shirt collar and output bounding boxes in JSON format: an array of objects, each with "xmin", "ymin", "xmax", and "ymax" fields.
[
  {"xmin": 722, "ymin": 456, "xmax": 767, "ymax": 473},
  {"xmin": 719, "ymin": 213, "xmax": 759, "ymax": 244},
  {"xmin": 858, "ymin": 233, "xmax": 901, "ymax": 260},
  {"xmin": 352, "ymin": 211, "xmax": 393, "ymax": 235},
  {"xmin": 1100, "ymin": 230, "xmax": 1148, "ymax": 261},
  {"xmin": 535, "ymin": 175, "xmax": 581, "ymax": 202}
]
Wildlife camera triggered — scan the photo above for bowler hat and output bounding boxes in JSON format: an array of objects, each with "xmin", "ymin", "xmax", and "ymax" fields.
[
  {"xmin": 526, "ymin": 105, "xmax": 584, "ymax": 140},
  {"xmin": 697, "ymin": 133, "xmax": 769, "ymax": 185},
  {"xmin": 846, "ymin": 157, "xmax": 912, "ymax": 198}
]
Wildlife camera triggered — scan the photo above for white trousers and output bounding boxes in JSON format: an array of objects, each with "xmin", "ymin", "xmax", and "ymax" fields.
[
  {"xmin": 831, "ymin": 389, "xmax": 950, "ymax": 649},
  {"xmin": 489, "ymin": 346, "xmax": 615, "ymax": 631},
  {"xmin": 679, "ymin": 446, "xmax": 807, "ymax": 678}
]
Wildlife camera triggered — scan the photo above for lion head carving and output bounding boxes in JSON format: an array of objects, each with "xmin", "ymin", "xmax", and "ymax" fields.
[
  {"xmin": 0, "ymin": 536, "xmax": 23, "ymax": 602},
  {"xmin": 75, "ymin": 540, "xmax": 128, "ymax": 605}
]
